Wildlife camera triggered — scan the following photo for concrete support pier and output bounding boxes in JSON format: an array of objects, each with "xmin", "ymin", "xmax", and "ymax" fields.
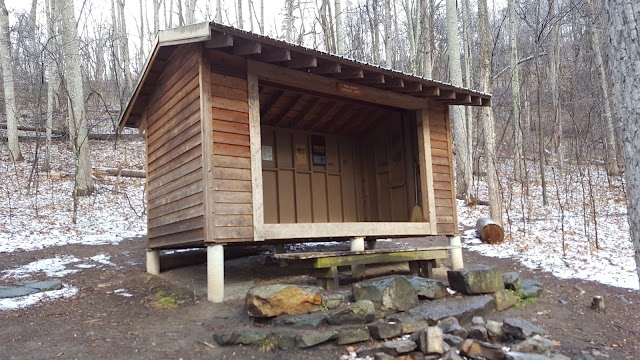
[
  {"xmin": 448, "ymin": 235, "xmax": 464, "ymax": 270},
  {"xmin": 351, "ymin": 237, "xmax": 365, "ymax": 278},
  {"xmin": 146, "ymin": 249, "xmax": 160, "ymax": 275},
  {"xmin": 207, "ymin": 245, "xmax": 225, "ymax": 303}
]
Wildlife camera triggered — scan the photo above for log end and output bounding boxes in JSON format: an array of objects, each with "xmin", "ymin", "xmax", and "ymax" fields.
[{"xmin": 479, "ymin": 224, "xmax": 505, "ymax": 244}]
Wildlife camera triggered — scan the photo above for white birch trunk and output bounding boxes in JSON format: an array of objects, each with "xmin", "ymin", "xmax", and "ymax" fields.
[
  {"xmin": 153, "ymin": 0, "xmax": 161, "ymax": 33},
  {"xmin": 237, "ymin": 0, "xmax": 243, "ymax": 29},
  {"xmin": 446, "ymin": 0, "xmax": 471, "ymax": 201},
  {"xmin": 589, "ymin": 0, "xmax": 620, "ymax": 175},
  {"xmin": 335, "ymin": 0, "xmax": 343, "ymax": 54},
  {"xmin": 383, "ymin": 0, "xmax": 392, "ymax": 67},
  {"xmin": 605, "ymin": 0, "xmax": 640, "ymax": 287},
  {"xmin": 461, "ymin": 0, "xmax": 474, "ymax": 175},
  {"xmin": 420, "ymin": 0, "xmax": 432, "ymax": 78},
  {"xmin": 478, "ymin": 0, "xmax": 502, "ymax": 226},
  {"xmin": 60, "ymin": 0, "xmax": 93, "ymax": 196},
  {"xmin": 548, "ymin": 1, "xmax": 562, "ymax": 170},
  {"xmin": 509, "ymin": 0, "xmax": 524, "ymax": 181},
  {"xmin": 0, "ymin": 0, "xmax": 22, "ymax": 161},
  {"xmin": 44, "ymin": 0, "xmax": 59, "ymax": 169},
  {"xmin": 139, "ymin": 0, "xmax": 145, "ymax": 69},
  {"xmin": 406, "ymin": 0, "xmax": 416, "ymax": 73}
]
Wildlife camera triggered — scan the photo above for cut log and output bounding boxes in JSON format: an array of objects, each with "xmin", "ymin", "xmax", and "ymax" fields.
[
  {"xmin": 92, "ymin": 167, "xmax": 146, "ymax": 178},
  {"xmin": 475, "ymin": 217, "xmax": 504, "ymax": 244},
  {"xmin": 591, "ymin": 296, "xmax": 605, "ymax": 313}
]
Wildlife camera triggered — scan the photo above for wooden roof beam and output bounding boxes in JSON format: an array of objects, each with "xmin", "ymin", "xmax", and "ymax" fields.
[
  {"xmin": 287, "ymin": 53, "xmax": 317, "ymax": 68},
  {"xmin": 333, "ymin": 68, "xmax": 364, "ymax": 79},
  {"xmin": 421, "ymin": 86, "xmax": 440, "ymax": 97},
  {"xmin": 233, "ymin": 39, "xmax": 262, "ymax": 55},
  {"xmin": 357, "ymin": 72, "xmax": 385, "ymax": 84},
  {"xmin": 256, "ymin": 47, "xmax": 291, "ymax": 62},
  {"xmin": 470, "ymin": 96, "xmax": 483, "ymax": 106},
  {"xmin": 204, "ymin": 33, "xmax": 233, "ymax": 48},
  {"xmin": 311, "ymin": 62, "xmax": 342, "ymax": 74},
  {"xmin": 399, "ymin": 82, "xmax": 422, "ymax": 93},
  {"xmin": 482, "ymin": 98, "xmax": 491, "ymax": 106},
  {"xmin": 375, "ymin": 77, "xmax": 404, "ymax": 88}
]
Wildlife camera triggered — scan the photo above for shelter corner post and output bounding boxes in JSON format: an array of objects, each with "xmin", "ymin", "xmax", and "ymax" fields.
[
  {"xmin": 448, "ymin": 235, "xmax": 464, "ymax": 269},
  {"xmin": 146, "ymin": 249, "xmax": 160, "ymax": 275},
  {"xmin": 207, "ymin": 244, "xmax": 224, "ymax": 303}
]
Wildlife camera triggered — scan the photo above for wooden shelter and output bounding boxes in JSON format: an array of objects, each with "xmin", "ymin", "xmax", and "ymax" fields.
[{"xmin": 118, "ymin": 22, "xmax": 491, "ymax": 302}]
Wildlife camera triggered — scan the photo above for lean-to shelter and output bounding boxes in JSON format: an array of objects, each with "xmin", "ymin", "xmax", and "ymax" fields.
[{"xmin": 118, "ymin": 22, "xmax": 491, "ymax": 302}]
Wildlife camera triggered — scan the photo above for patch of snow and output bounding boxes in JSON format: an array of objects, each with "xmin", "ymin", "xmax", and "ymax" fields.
[
  {"xmin": 113, "ymin": 288, "xmax": 133, "ymax": 297},
  {"xmin": 459, "ymin": 160, "xmax": 639, "ymax": 290},
  {"xmin": 89, "ymin": 254, "xmax": 116, "ymax": 267},
  {"xmin": 0, "ymin": 285, "xmax": 78, "ymax": 311},
  {"xmin": 2, "ymin": 255, "xmax": 81, "ymax": 278}
]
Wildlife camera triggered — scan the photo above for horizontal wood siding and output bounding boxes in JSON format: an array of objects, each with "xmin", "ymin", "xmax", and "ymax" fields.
[
  {"xmin": 146, "ymin": 44, "xmax": 205, "ymax": 248},
  {"xmin": 429, "ymin": 104, "xmax": 458, "ymax": 235},
  {"xmin": 209, "ymin": 51, "xmax": 254, "ymax": 242}
]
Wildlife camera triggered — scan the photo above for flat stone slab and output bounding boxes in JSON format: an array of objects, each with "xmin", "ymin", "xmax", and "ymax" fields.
[
  {"xmin": 18, "ymin": 280, "xmax": 63, "ymax": 292},
  {"xmin": 272, "ymin": 312, "xmax": 327, "ymax": 329},
  {"xmin": 0, "ymin": 285, "xmax": 40, "ymax": 299},
  {"xmin": 408, "ymin": 295, "xmax": 495, "ymax": 324}
]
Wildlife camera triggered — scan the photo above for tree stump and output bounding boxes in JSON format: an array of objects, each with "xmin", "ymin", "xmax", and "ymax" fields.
[
  {"xmin": 475, "ymin": 217, "xmax": 505, "ymax": 244},
  {"xmin": 591, "ymin": 296, "xmax": 606, "ymax": 313}
]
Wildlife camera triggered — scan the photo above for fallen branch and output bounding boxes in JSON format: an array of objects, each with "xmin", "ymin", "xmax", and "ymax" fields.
[{"xmin": 92, "ymin": 167, "xmax": 146, "ymax": 178}]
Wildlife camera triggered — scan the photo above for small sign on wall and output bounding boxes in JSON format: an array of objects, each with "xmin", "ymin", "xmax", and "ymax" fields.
[
  {"xmin": 337, "ymin": 83, "xmax": 362, "ymax": 95},
  {"xmin": 295, "ymin": 144, "xmax": 308, "ymax": 165},
  {"xmin": 262, "ymin": 145, "xmax": 273, "ymax": 161}
]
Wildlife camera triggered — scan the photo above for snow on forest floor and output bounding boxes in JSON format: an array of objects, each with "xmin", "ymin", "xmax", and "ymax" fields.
[
  {"xmin": 1, "ymin": 139, "xmax": 638, "ymax": 312},
  {"xmin": 459, "ymin": 160, "xmax": 639, "ymax": 290}
]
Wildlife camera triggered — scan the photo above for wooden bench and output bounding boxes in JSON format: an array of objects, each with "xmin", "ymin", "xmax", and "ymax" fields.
[{"xmin": 273, "ymin": 247, "xmax": 453, "ymax": 290}]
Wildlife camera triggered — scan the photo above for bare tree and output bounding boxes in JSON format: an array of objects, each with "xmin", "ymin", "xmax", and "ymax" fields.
[
  {"xmin": 215, "ymin": 0, "xmax": 222, "ymax": 23},
  {"xmin": 335, "ymin": 0, "xmax": 343, "ymax": 54},
  {"xmin": 446, "ymin": 0, "xmax": 472, "ymax": 201},
  {"xmin": 153, "ymin": 0, "xmax": 162, "ymax": 34},
  {"xmin": 0, "ymin": 0, "xmax": 23, "ymax": 161},
  {"xmin": 605, "ymin": 0, "xmax": 640, "ymax": 286},
  {"xmin": 44, "ymin": 0, "xmax": 60, "ymax": 170},
  {"xmin": 509, "ymin": 0, "xmax": 524, "ymax": 181},
  {"xmin": 59, "ymin": 0, "xmax": 94, "ymax": 198}
]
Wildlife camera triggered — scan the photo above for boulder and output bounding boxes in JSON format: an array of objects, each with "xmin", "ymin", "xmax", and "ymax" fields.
[
  {"xmin": 502, "ymin": 272, "xmax": 522, "ymax": 291},
  {"xmin": 322, "ymin": 293, "xmax": 346, "ymax": 309},
  {"xmin": 442, "ymin": 349, "xmax": 465, "ymax": 360},
  {"xmin": 0, "ymin": 285, "xmax": 39, "ymax": 299},
  {"xmin": 506, "ymin": 352, "xmax": 552, "ymax": 360},
  {"xmin": 447, "ymin": 265, "xmax": 505, "ymax": 295},
  {"xmin": 485, "ymin": 320, "xmax": 505, "ymax": 342},
  {"xmin": 272, "ymin": 312, "xmax": 327, "ymax": 328},
  {"xmin": 503, "ymin": 318, "xmax": 547, "ymax": 340},
  {"xmin": 17, "ymin": 280, "xmax": 64, "ymax": 292},
  {"xmin": 412, "ymin": 326, "xmax": 444, "ymax": 355},
  {"xmin": 437, "ymin": 317, "xmax": 469, "ymax": 338},
  {"xmin": 353, "ymin": 276, "xmax": 419, "ymax": 312},
  {"xmin": 212, "ymin": 328, "xmax": 271, "ymax": 346},
  {"xmin": 468, "ymin": 326, "xmax": 489, "ymax": 342},
  {"xmin": 295, "ymin": 329, "xmax": 337, "ymax": 348},
  {"xmin": 405, "ymin": 276, "xmax": 448, "ymax": 299},
  {"xmin": 495, "ymin": 289, "xmax": 519, "ymax": 311},
  {"xmin": 511, "ymin": 335, "xmax": 553, "ymax": 356},
  {"xmin": 357, "ymin": 339, "xmax": 417, "ymax": 357},
  {"xmin": 442, "ymin": 333, "xmax": 464, "ymax": 347},
  {"xmin": 327, "ymin": 300, "xmax": 376, "ymax": 325},
  {"xmin": 472, "ymin": 316, "xmax": 486, "ymax": 326},
  {"xmin": 368, "ymin": 321, "xmax": 403, "ymax": 339},
  {"xmin": 337, "ymin": 325, "xmax": 371, "ymax": 345},
  {"xmin": 269, "ymin": 328, "xmax": 297, "ymax": 350},
  {"xmin": 519, "ymin": 281, "xmax": 543, "ymax": 299},
  {"xmin": 409, "ymin": 295, "xmax": 495, "ymax": 324},
  {"xmin": 245, "ymin": 284, "xmax": 323, "ymax": 317},
  {"xmin": 374, "ymin": 353, "xmax": 395, "ymax": 360},
  {"xmin": 460, "ymin": 339, "xmax": 506, "ymax": 360},
  {"xmin": 387, "ymin": 314, "xmax": 430, "ymax": 334}
]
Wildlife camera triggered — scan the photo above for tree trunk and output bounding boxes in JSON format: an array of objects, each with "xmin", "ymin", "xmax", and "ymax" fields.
[
  {"xmin": 215, "ymin": 0, "xmax": 222, "ymax": 22},
  {"xmin": 139, "ymin": 0, "xmax": 145, "ymax": 68},
  {"xmin": 478, "ymin": 0, "xmax": 503, "ymax": 226},
  {"xmin": 335, "ymin": 0, "xmax": 343, "ymax": 54},
  {"xmin": 117, "ymin": 0, "xmax": 131, "ymax": 92},
  {"xmin": 186, "ymin": 0, "xmax": 197, "ymax": 25},
  {"xmin": 44, "ymin": 0, "xmax": 57, "ymax": 169},
  {"xmin": 285, "ymin": 0, "xmax": 294, "ymax": 42},
  {"xmin": 0, "ymin": 0, "xmax": 22, "ymax": 161},
  {"xmin": 548, "ymin": 0, "xmax": 562, "ymax": 171},
  {"xmin": 446, "ymin": 0, "xmax": 472, "ymax": 202},
  {"xmin": 153, "ymin": 0, "xmax": 161, "ymax": 33},
  {"xmin": 237, "ymin": 0, "xmax": 243, "ymax": 29},
  {"xmin": 461, "ymin": 0, "xmax": 474, "ymax": 180},
  {"xmin": 60, "ymin": 0, "xmax": 93, "ymax": 196},
  {"xmin": 509, "ymin": 0, "xmax": 524, "ymax": 181},
  {"xmin": 605, "ymin": 0, "xmax": 640, "ymax": 288},
  {"xmin": 588, "ymin": 0, "xmax": 620, "ymax": 176},
  {"xmin": 405, "ymin": 0, "xmax": 416, "ymax": 73},
  {"xmin": 476, "ymin": 216, "xmax": 505, "ymax": 244},
  {"xmin": 383, "ymin": 0, "xmax": 392, "ymax": 67},
  {"xmin": 419, "ymin": 0, "xmax": 432, "ymax": 78}
]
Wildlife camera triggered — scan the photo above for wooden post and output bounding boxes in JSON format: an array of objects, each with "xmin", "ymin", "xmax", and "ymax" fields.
[
  {"xmin": 199, "ymin": 48, "xmax": 216, "ymax": 244},
  {"xmin": 207, "ymin": 245, "xmax": 225, "ymax": 303},
  {"xmin": 449, "ymin": 235, "xmax": 464, "ymax": 270},
  {"xmin": 416, "ymin": 109, "xmax": 437, "ymax": 229},
  {"xmin": 146, "ymin": 249, "xmax": 160, "ymax": 275},
  {"xmin": 247, "ymin": 68, "xmax": 264, "ymax": 241},
  {"xmin": 351, "ymin": 237, "xmax": 365, "ymax": 279}
]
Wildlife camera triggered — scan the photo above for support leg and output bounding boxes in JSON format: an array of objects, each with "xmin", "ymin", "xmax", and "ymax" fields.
[
  {"xmin": 146, "ymin": 249, "xmax": 160, "ymax": 275},
  {"xmin": 351, "ymin": 237, "xmax": 365, "ymax": 279},
  {"xmin": 448, "ymin": 235, "xmax": 464, "ymax": 270},
  {"xmin": 207, "ymin": 245, "xmax": 224, "ymax": 303}
]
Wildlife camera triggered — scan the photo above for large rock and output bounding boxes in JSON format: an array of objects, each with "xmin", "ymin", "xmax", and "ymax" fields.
[
  {"xmin": 0, "ymin": 285, "xmax": 39, "ymax": 299},
  {"xmin": 327, "ymin": 300, "xmax": 376, "ymax": 325},
  {"xmin": 519, "ymin": 280, "xmax": 543, "ymax": 299},
  {"xmin": 405, "ymin": 276, "xmax": 448, "ymax": 299},
  {"xmin": 485, "ymin": 320, "xmax": 505, "ymax": 342},
  {"xmin": 460, "ymin": 339, "xmax": 506, "ymax": 360},
  {"xmin": 511, "ymin": 335, "xmax": 552, "ymax": 356},
  {"xmin": 412, "ymin": 326, "xmax": 444, "ymax": 355},
  {"xmin": 495, "ymin": 289, "xmax": 518, "ymax": 311},
  {"xmin": 295, "ymin": 329, "xmax": 337, "ymax": 348},
  {"xmin": 368, "ymin": 321, "xmax": 403, "ymax": 339},
  {"xmin": 442, "ymin": 333, "xmax": 464, "ymax": 347},
  {"xmin": 387, "ymin": 314, "xmax": 429, "ymax": 334},
  {"xmin": 437, "ymin": 317, "xmax": 469, "ymax": 338},
  {"xmin": 448, "ymin": 265, "xmax": 505, "ymax": 295},
  {"xmin": 337, "ymin": 325, "xmax": 370, "ymax": 345},
  {"xmin": 408, "ymin": 295, "xmax": 495, "ymax": 324},
  {"xmin": 353, "ymin": 276, "xmax": 419, "ymax": 312},
  {"xmin": 245, "ymin": 284, "xmax": 323, "ymax": 317},
  {"xmin": 357, "ymin": 339, "xmax": 417, "ymax": 357},
  {"xmin": 468, "ymin": 326, "xmax": 489, "ymax": 342},
  {"xmin": 503, "ymin": 318, "xmax": 547, "ymax": 340},
  {"xmin": 506, "ymin": 352, "xmax": 551, "ymax": 360},
  {"xmin": 269, "ymin": 328, "xmax": 297, "ymax": 350},
  {"xmin": 18, "ymin": 280, "xmax": 63, "ymax": 292},
  {"xmin": 322, "ymin": 293, "xmax": 346, "ymax": 309},
  {"xmin": 442, "ymin": 349, "xmax": 465, "ymax": 360},
  {"xmin": 272, "ymin": 312, "xmax": 327, "ymax": 328},
  {"xmin": 212, "ymin": 328, "xmax": 271, "ymax": 346},
  {"xmin": 502, "ymin": 272, "xmax": 522, "ymax": 291}
]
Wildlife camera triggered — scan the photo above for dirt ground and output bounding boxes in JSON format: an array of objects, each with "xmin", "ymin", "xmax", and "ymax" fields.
[{"xmin": 1, "ymin": 236, "xmax": 639, "ymax": 360}]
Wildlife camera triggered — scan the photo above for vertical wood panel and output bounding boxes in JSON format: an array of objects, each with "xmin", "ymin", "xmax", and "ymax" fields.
[
  {"xmin": 199, "ymin": 49, "xmax": 216, "ymax": 244},
  {"xmin": 263, "ymin": 170, "xmax": 279, "ymax": 223},
  {"xmin": 417, "ymin": 109, "xmax": 437, "ymax": 227},
  {"xmin": 278, "ymin": 170, "xmax": 296, "ymax": 222},
  {"xmin": 312, "ymin": 172, "xmax": 328, "ymax": 222},
  {"xmin": 296, "ymin": 173, "xmax": 313, "ymax": 222},
  {"xmin": 327, "ymin": 175, "xmax": 343, "ymax": 221},
  {"xmin": 247, "ymin": 69, "xmax": 263, "ymax": 240}
]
